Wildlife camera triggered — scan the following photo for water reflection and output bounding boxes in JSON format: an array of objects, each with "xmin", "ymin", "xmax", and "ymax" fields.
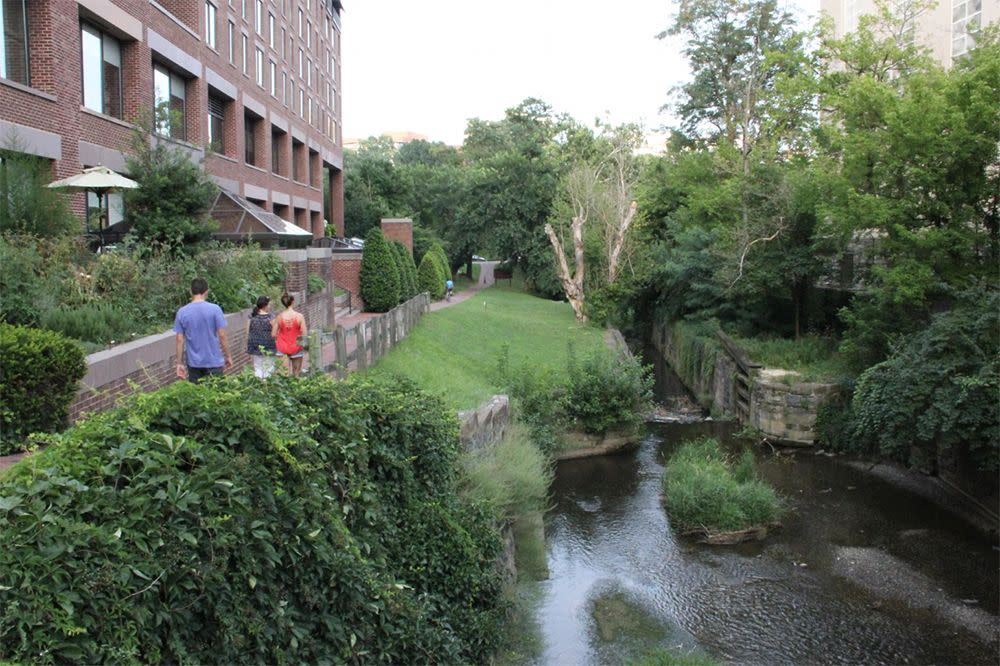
[{"xmin": 535, "ymin": 419, "xmax": 999, "ymax": 665}]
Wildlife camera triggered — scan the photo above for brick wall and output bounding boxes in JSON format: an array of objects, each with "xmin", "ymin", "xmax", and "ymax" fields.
[{"xmin": 331, "ymin": 251, "xmax": 362, "ymax": 309}]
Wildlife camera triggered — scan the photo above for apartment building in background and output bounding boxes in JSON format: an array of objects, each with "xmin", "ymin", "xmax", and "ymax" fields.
[
  {"xmin": 0, "ymin": 0, "xmax": 345, "ymax": 240},
  {"xmin": 821, "ymin": 0, "xmax": 1000, "ymax": 68}
]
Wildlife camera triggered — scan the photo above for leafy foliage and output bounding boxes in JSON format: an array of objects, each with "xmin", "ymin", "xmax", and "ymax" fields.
[
  {"xmin": 0, "ymin": 324, "xmax": 86, "ymax": 454},
  {"xmin": 663, "ymin": 437, "xmax": 782, "ymax": 532},
  {"xmin": 390, "ymin": 240, "xmax": 419, "ymax": 301},
  {"xmin": 124, "ymin": 126, "xmax": 218, "ymax": 252},
  {"xmin": 418, "ymin": 251, "xmax": 446, "ymax": 300},
  {"xmin": 845, "ymin": 291, "xmax": 1000, "ymax": 472},
  {"xmin": 460, "ymin": 424, "xmax": 552, "ymax": 523},
  {"xmin": 359, "ymin": 226, "xmax": 401, "ymax": 312},
  {"xmin": 0, "ymin": 151, "xmax": 78, "ymax": 237},
  {"xmin": 0, "ymin": 374, "xmax": 508, "ymax": 663}
]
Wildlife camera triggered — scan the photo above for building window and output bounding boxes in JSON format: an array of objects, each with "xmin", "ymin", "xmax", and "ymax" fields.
[
  {"xmin": 205, "ymin": 2, "xmax": 217, "ymax": 48},
  {"xmin": 254, "ymin": 0, "xmax": 262, "ymax": 34},
  {"xmin": 242, "ymin": 33, "xmax": 248, "ymax": 74},
  {"xmin": 298, "ymin": 87, "xmax": 304, "ymax": 117},
  {"xmin": 81, "ymin": 23, "xmax": 122, "ymax": 119},
  {"xmin": 245, "ymin": 112, "xmax": 258, "ymax": 165},
  {"xmin": 292, "ymin": 139, "xmax": 303, "ymax": 181},
  {"xmin": 208, "ymin": 92, "xmax": 226, "ymax": 153},
  {"xmin": 307, "ymin": 21, "xmax": 311, "ymax": 49},
  {"xmin": 255, "ymin": 47, "xmax": 263, "ymax": 86},
  {"xmin": 297, "ymin": 9, "xmax": 303, "ymax": 36},
  {"xmin": 268, "ymin": 13, "xmax": 275, "ymax": 48},
  {"xmin": 306, "ymin": 59, "xmax": 312, "ymax": 87},
  {"xmin": 271, "ymin": 128, "xmax": 283, "ymax": 174},
  {"xmin": 228, "ymin": 20, "xmax": 235, "ymax": 63},
  {"xmin": 953, "ymin": 0, "xmax": 982, "ymax": 58},
  {"xmin": 153, "ymin": 63, "xmax": 186, "ymax": 140},
  {"xmin": 309, "ymin": 149, "xmax": 317, "ymax": 186},
  {"xmin": 307, "ymin": 97, "xmax": 312, "ymax": 125},
  {"xmin": 241, "ymin": 0, "xmax": 247, "ymax": 19},
  {"xmin": 0, "ymin": 0, "xmax": 29, "ymax": 85},
  {"xmin": 281, "ymin": 70, "xmax": 287, "ymax": 104},
  {"xmin": 281, "ymin": 27, "xmax": 286, "ymax": 57},
  {"xmin": 269, "ymin": 60, "xmax": 276, "ymax": 96}
]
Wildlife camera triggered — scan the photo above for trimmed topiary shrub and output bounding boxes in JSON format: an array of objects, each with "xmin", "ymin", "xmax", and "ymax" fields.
[
  {"xmin": 0, "ymin": 373, "xmax": 507, "ymax": 663},
  {"xmin": 360, "ymin": 227, "xmax": 401, "ymax": 312},
  {"xmin": 0, "ymin": 324, "xmax": 87, "ymax": 454},
  {"xmin": 430, "ymin": 243, "xmax": 452, "ymax": 283},
  {"xmin": 390, "ymin": 240, "xmax": 418, "ymax": 302},
  {"xmin": 418, "ymin": 252, "xmax": 445, "ymax": 300}
]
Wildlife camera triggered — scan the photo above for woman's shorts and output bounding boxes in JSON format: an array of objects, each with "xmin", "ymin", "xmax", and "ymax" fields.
[{"xmin": 278, "ymin": 350, "xmax": 305, "ymax": 359}]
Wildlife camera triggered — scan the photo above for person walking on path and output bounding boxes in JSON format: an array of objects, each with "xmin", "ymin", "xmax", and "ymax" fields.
[
  {"xmin": 174, "ymin": 277, "xmax": 232, "ymax": 383},
  {"xmin": 273, "ymin": 292, "xmax": 307, "ymax": 377},
  {"xmin": 246, "ymin": 295, "xmax": 277, "ymax": 379},
  {"xmin": 445, "ymin": 278, "xmax": 454, "ymax": 301}
]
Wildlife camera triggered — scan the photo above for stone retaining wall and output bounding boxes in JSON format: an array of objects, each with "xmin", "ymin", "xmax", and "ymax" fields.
[
  {"xmin": 457, "ymin": 395, "xmax": 510, "ymax": 452},
  {"xmin": 651, "ymin": 320, "xmax": 841, "ymax": 446}
]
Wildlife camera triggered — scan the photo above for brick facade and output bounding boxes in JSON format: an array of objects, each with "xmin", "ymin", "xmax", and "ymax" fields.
[
  {"xmin": 331, "ymin": 251, "xmax": 362, "ymax": 308},
  {"xmin": 0, "ymin": 0, "xmax": 344, "ymax": 235}
]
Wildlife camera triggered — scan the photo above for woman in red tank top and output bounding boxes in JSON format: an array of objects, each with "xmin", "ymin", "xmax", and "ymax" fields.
[{"xmin": 272, "ymin": 292, "xmax": 308, "ymax": 376}]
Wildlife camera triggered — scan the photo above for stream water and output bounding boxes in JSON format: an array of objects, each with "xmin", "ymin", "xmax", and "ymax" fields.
[{"xmin": 526, "ymin": 358, "xmax": 999, "ymax": 665}]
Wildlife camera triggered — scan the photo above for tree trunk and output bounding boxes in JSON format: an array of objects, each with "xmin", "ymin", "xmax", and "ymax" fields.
[{"xmin": 545, "ymin": 218, "xmax": 587, "ymax": 322}]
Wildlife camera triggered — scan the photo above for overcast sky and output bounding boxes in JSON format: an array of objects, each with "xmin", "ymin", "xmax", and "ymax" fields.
[{"xmin": 341, "ymin": 0, "xmax": 822, "ymax": 146}]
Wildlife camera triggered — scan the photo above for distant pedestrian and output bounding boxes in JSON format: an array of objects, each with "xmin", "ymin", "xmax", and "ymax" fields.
[
  {"xmin": 174, "ymin": 277, "xmax": 232, "ymax": 383},
  {"xmin": 445, "ymin": 278, "xmax": 454, "ymax": 301},
  {"xmin": 246, "ymin": 295, "xmax": 277, "ymax": 379},
  {"xmin": 273, "ymin": 292, "xmax": 307, "ymax": 377}
]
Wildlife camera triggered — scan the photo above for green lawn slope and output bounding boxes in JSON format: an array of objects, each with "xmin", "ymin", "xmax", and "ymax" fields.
[{"xmin": 365, "ymin": 287, "xmax": 606, "ymax": 410}]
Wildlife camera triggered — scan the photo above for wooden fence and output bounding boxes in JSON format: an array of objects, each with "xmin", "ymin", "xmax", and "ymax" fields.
[{"xmin": 308, "ymin": 292, "xmax": 431, "ymax": 377}]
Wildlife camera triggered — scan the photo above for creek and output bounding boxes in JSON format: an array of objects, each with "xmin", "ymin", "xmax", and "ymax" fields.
[{"xmin": 523, "ymin": 354, "xmax": 999, "ymax": 665}]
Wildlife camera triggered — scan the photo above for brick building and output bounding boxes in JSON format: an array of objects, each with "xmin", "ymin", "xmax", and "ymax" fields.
[{"xmin": 0, "ymin": 0, "xmax": 344, "ymax": 238}]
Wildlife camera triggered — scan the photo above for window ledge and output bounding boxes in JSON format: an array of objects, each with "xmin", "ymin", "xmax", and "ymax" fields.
[
  {"xmin": 245, "ymin": 163, "xmax": 268, "ymax": 173},
  {"xmin": 80, "ymin": 106, "xmax": 135, "ymax": 130},
  {"xmin": 1, "ymin": 78, "xmax": 56, "ymax": 102},
  {"xmin": 270, "ymin": 173, "xmax": 289, "ymax": 181},
  {"xmin": 208, "ymin": 152, "xmax": 238, "ymax": 164}
]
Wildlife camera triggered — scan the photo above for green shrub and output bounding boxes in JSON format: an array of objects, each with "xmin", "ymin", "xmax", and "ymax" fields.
[
  {"xmin": 360, "ymin": 227, "xmax": 401, "ymax": 311},
  {"xmin": 460, "ymin": 423, "xmax": 552, "ymax": 522},
  {"xmin": 39, "ymin": 304, "xmax": 137, "ymax": 346},
  {"xmin": 307, "ymin": 273, "xmax": 326, "ymax": 295},
  {"xmin": 0, "ymin": 324, "xmax": 86, "ymax": 454},
  {"xmin": 430, "ymin": 243, "xmax": 452, "ymax": 281},
  {"xmin": 418, "ymin": 251, "xmax": 445, "ymax": 299},
  {"xmin": 565, "ymin": 349, "xmax": 653, "ymax": 434},
  {"xmin": 847, "ymin": 292, "xmax": 1000, "ymax": 471},
  {"xmin": 390, "ymin": 240, "xmax": 418, "ymax": 302},
  {"xmin": 0, "ymin": 374, "xmax": 506, "ymax": 663},
  {"xmin": 663, "ymin": 437, "xmax": 782, "ymax": 533},
  {"xmin": 124, "ymin": 119, "xmax": 219, "ymax": 253},
  {"xmin": 0, "ymin": 237, "xmax": 58, "ymax": 326},
  {"xmin": 0, "ymin": 151, "xmax": 78, "ymax": 237},
  {"xmin": 631, "ymin": 649, "xmax": 720, "ymax": 666}
]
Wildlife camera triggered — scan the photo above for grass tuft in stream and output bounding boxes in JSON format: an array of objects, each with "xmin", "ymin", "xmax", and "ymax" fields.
[{"xmin": 663, "ymin": 437, "xmax": 782, "ymax": 533}]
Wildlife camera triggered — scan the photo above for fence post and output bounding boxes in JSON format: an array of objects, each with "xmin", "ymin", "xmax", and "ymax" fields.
[
  {"xmin": 390, "ymin": 308, "xmax": 398, "ymax": 348},
  {"xmin": 308, "ymin": 330, "xmax": 322, "ymax": 374},
  {"xmin": 373, "ymin": 317, "xmax": 382, "ymax": 362},
  {"xmin": 334, "ymin": 326, "xmax": 347, "ymax": 378},
  {"xmin": 356, "ymin": 323, "xmax": 368, "ymax": 370}
]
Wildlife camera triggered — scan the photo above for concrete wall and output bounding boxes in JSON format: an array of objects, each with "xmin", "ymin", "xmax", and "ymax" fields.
[
  {"xmin": 749, "ymin": 372, "xmax": 842, "ymax": 446},
  {"xmin": 458, "ymin": 395, "xmax": 510, "ymax": 452}
]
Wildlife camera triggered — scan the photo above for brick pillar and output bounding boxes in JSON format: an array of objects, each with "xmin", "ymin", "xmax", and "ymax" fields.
[
  {"xmin": 330, "ymin": 166, "xmax": 344, "ymax": 237},
  {"xmin": 331, "ymin": 251, "xmax": 363, "ymax": 310},
  {"xmin": 307, "ymin": 247, "xmax": 334, "ymax": 327},
  {"xmin": 380, "ymin": 218, "xmax": 413, "ymax": 255}
]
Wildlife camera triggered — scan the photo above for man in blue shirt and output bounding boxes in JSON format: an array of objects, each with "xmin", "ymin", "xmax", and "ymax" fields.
[{"xmin": 174, "ymin": 278, "xmax": 232, "ymax": 383}]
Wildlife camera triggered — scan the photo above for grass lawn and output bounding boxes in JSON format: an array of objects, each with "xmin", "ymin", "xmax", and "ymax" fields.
[
  {"xmin": 364, "ymin": 286, "xmax": 606, "ymax": 411},
  {"xmin": 729, "ymin": 333, "xmax": 849, "ymax": 383}
]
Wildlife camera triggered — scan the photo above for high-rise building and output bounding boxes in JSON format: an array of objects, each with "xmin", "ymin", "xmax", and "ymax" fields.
[
  {"xmin": 820, "ymin": 0, "xmax": 1000, "ymax": 68},
  {"xmin": 0, "ymin": 0, "xmax": 344, "ymax": 239}
]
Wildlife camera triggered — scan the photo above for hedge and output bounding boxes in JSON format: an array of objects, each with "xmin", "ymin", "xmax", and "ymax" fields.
[
  {"xmin": 0, "ymin": 324, "xmax": 86, "ymax": 455},
  {"xmin": 360, "ymin": 227, "xmax": 401, "ymax": 312},
  {"xmin": 430, "ymin": 243, "xmax": 452, "ymax": 282},
  {"xmin": 390, "ymin": 240, "xmax": 418, "ymax": 302},
  {"xmin": 418, "ymin": 252, "xmax": 445, "ymax": 300},
  {"xmin": 0, "ymin": 374, "xmax": 507, "ymax": 664}
]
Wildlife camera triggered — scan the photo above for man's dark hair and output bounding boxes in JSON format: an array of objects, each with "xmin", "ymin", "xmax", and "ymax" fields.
[{"xmin": 191, "ymin": 278, "xmax": 209, "ymax": 295}]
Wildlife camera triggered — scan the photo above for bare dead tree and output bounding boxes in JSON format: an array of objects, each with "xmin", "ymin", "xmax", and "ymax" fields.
[
  {"xmin": 599, "ymin": 127, "xmax": 643, "ymax": 285},
  {"xmin": 545, "ymin": 166, "xmax": 597, "ymax": 322}
]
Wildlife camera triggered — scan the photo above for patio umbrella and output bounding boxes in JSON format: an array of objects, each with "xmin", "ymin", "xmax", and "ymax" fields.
[{"xmin": 47, "ymin": 165, "xmax": 138, "ymax": 232}]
